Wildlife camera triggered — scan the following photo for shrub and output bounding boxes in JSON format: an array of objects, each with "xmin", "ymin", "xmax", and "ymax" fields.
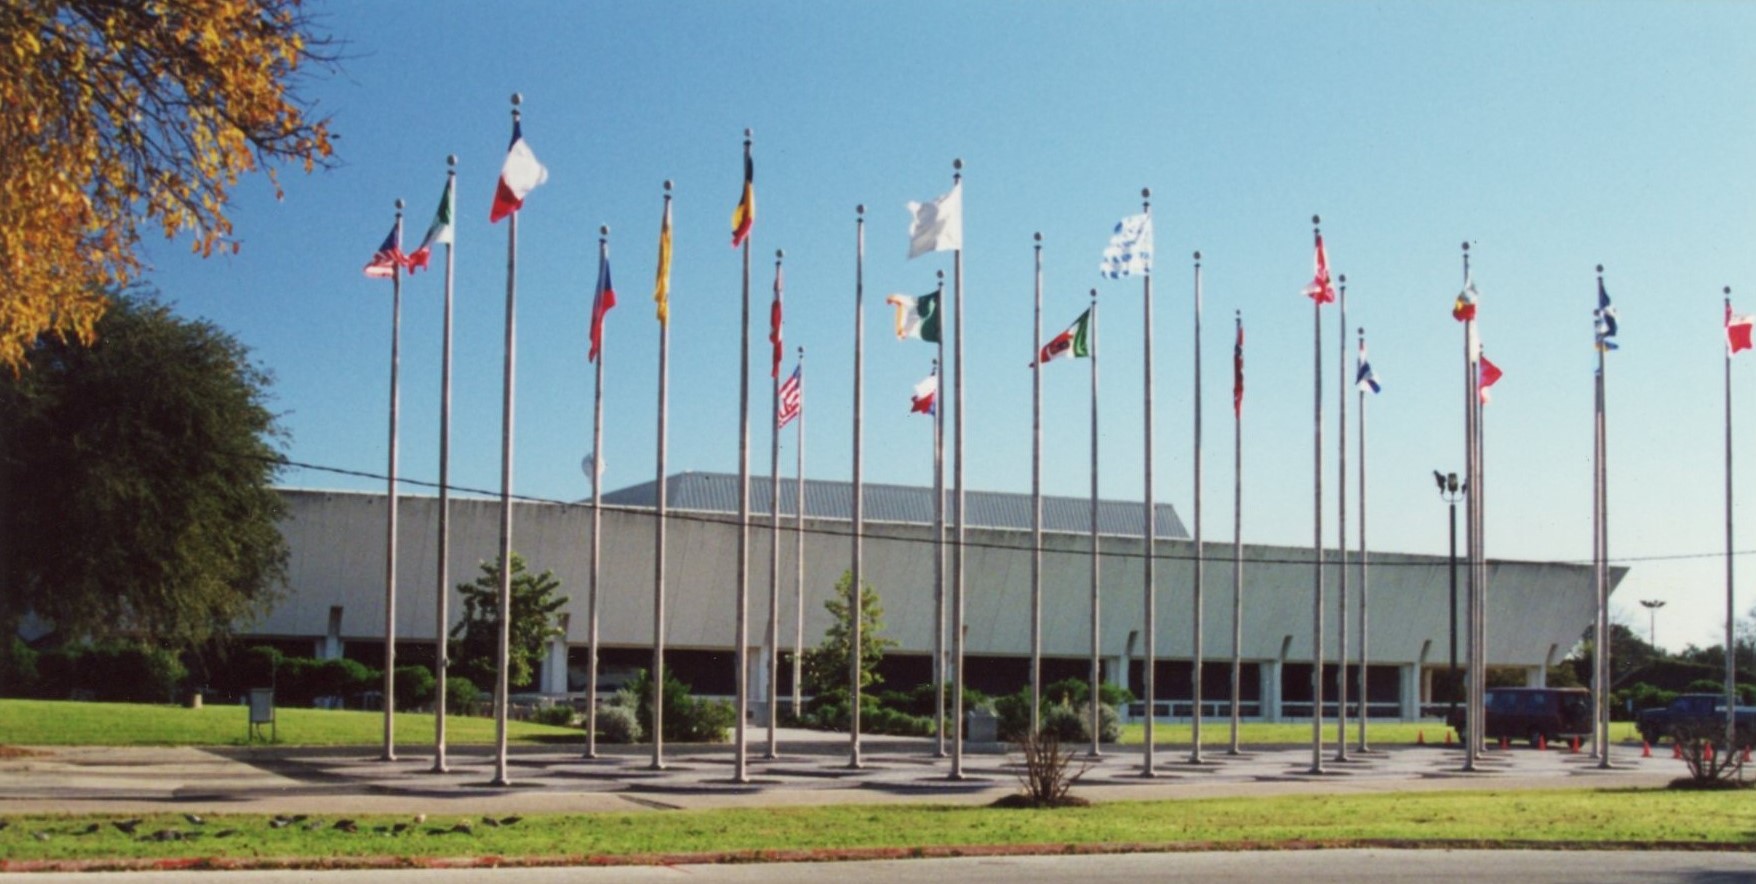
[
  {"xmin": 30, "ymin": 642, "xmax": 186, "ymax": 703},
  {"xmin": 444, "ymin": 676, "xmax": 481, "ymax": 713},
  {"xmin": 595, "ymin": 703, "xmax": 643, "ymax": 743},
  {"xmin": 1041, "ymin": 676, "xmax": 1134, "ymax": 709},
  {"xmin": 393, "ymin": 665, "xmax": 436, "ymax": 712},
  {"xmin": 0, "ymin": 637, "xmax": 39, "ymax": 698},
  {"xmin": 529, "ymin": 704, "xmax": 575, "ymax": 727},
  {"xmin": 627, "ymin": 668, "xmax": 734, "ymax": 743}
]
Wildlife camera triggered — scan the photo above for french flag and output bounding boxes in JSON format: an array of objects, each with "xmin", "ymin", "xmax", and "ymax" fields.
[{"xmin": 489, "ymin": 120, "xmax": 548, "ymax": 223}]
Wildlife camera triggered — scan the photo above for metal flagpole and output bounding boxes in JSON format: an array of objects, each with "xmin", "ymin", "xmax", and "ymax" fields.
[
  {"xmin": 1357, "ymin": 326, "xmax": 1371, "ymax": 753},
  {"xmin": 382, "ymin": 198, "xmax": 404, "ymax": 763},
  {"xmin": 933, "ymin": 270, "xmax": 948, "ymax": 759},
  {"xmin": 1031, "ymin": 232, "xmax": 1044, "ymax": 738},
  {"xmin": 772, "ymin": 251, "xmax": 793, "ymax": 762},
  {"xmin": 1335, "ymin": 273, "xmax": 1348, "ymax": 762},
  {"xmin": 433, "ymin": 158, "xmax": 456, "ymax": 773},
  {"xmin": 1141, "ymin": 188, "xmax": 1159, "ymax": 778},
  {"xmin": 1727, "ymin": 286, "xmax": 1739, "ymax": 750},
  {"xmin": 1089, "ymin": 288, "xmax": 1103, "ymax": 758},
  {"xmin": 1461, "ymin": 241, "xmax": 1478, "ymax": 773},
  {"xmin": 734, "ymin": 129, "xmax": 753, "ymax": 785},
  {"xmin": 1593, "ymin": 264, "xmax": 1609, "ymax": 767},
  {"xmin": 851, "ymin": 204, "xmax": 866, "ymax": 769},
  {"xmin": 585, "ymin": 225, "xmax": 609, "ymax": 760},
  {"xmin": 491, "ymin": 95, "xmax": 522, "ymax": 788},
  {"xmin": 1191, "ymin": 250, "xmax": 1206, "ymax": 764},
  {"xmin": 951, "ymin": 160, "xmax": 968, "ymax": 780},
  {"xmin": 1308, "ymin": 215, "xmax": 1326, "ymax": 776},
  {"xmin": 650, "ymin": 181, "xmax": 673, "ymax": 771},
  {"xmin": 1230, "ymin": 310, "xmax": 1244, "ymax": 756},
  {"xmin": 793, "ymin": 346, "xmax": 806, "ymax": 720}
]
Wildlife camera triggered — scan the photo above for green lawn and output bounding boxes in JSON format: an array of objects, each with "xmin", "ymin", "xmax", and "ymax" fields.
[
  {"xmin": 1116, "ymin": 720, "xmax": 1642, "ymax": 747},
  {"xmin": 0, "ymin": 788, "xmax": 1750, "ymax": 866},
  {"xmin": 0, "ymin": 699, "xmax": 581, "ymax": 747}
]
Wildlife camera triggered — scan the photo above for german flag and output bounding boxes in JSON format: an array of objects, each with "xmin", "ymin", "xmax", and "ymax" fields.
[{"xmin": 730, "ymin": 152, "xmax": 755, "ymax": 247}]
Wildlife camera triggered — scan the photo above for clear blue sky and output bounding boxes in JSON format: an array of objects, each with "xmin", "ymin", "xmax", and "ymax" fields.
[{"xmin": 140, "ymin": 1, "xmax": 1756, "ymax": 652}]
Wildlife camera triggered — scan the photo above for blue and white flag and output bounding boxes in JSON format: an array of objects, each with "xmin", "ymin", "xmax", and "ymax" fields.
[
  {"xmin": 1355, "ymin": 338, "xmax": 1381, "ymax": 394},
  {"xmin": 1594, "ymin": 278, "xmax": 1619, "ymax": 351},
  {"xmin": 1100, "ymin": 213, "xmax": 1153, "ymax": 279}
]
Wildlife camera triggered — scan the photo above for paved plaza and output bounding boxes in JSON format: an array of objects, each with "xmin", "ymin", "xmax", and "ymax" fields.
[{"xmin": 0, "ymin": 729, "xmax": 1679, "ymax": 817}]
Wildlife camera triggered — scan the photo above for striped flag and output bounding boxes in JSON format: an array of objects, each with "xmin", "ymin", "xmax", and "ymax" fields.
[
  {"xmin": 777, "ymin": 365, "xmax": 802, "ymax": 429},
  {"xmin": 910, "ymin": 372, "xmax": 938, "ymax": 415},
  {"xmin": 489, "ymin": 120, "xmax": 547, "ymax": 223},
  {"xmin": 363, "ymin": 222, "xmax": 404, "ymax": 279},
  {"xmin": 405, "ymin": 176, "xmax": 455, "ymax": 273},
  {"xmin": 589, "ymin": 253, "xmax": 616, "ymax": 363},
  {"xmin": 1033, "ymin": 309, "xmax": 1092, "ymax": 367},
  {"xmin": 885, "ymin": 292, "xmax": 941, "ymax": 343},
  {"xmin": 731, "ymin": 153, "xmax": 755, "ymax": 247}
]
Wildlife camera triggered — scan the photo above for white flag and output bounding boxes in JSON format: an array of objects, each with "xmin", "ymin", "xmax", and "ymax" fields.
[
  {"xmin": 907, "ymin": 182, "xmax": 963, "ymax": 259},
  {"xmin": 1100, "ymin": 213, "xmax": 1153, "ymax": 279}
]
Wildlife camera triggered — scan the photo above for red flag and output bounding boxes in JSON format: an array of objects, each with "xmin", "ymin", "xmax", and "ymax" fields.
[
  {"xmin": 1729, "ymin": 302, "xmax": 1755, "ymax": 355},
  {"xmin": 1303, "ymin": 232, "xmax": 1334, "ymax": 304},
  {"xmin": 1232, "ymin": 320, "xmax": 1245, "ymax": 417},
  {"xmin": 769, "ymin": 263, "xmax": 783, "ymax": 378},
  {"xmin": 1479, "ymin": 356, "xmax": 1503, "ymax": 404},
  {"xmin": 589, "ymin": 255, "xmax": 616, "ymax": 363}
]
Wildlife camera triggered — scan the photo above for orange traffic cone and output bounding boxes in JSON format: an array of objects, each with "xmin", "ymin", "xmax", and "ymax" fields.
[
  {"xmin": 1499, "ymin": 735, "xmax": 1509, "ymax": 751},
  {"xmin": 1417, "ymin": 729, "xmax": 1425, "ymax": 745},
  {"xmin": 1641, "ymin": 741, "xmax": 1652, "ymax": 758},
  {"xmin": 1444, "ymin": 730, "xmax": 1454, "ymax": 745},
  {"xmin": 1672, "ymin": 742, "xmax": 1683, "ymax": 759},
  {"xmin": 1537, "ymin": 733, "xmax": 1547, "ymax": 752},
  {"xmin": 1707, "ymin": 743, "xmax": 1716, "ymax": 761},
  {"xmin": 1743, "ymin": 746, "xmax": 1751, "ymax": 763},
  {"xmin": 1569, "ymin": 736, "xmax": 1580, "ymax": 754}
]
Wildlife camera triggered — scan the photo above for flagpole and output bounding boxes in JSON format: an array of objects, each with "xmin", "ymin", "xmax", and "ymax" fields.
[
  {"xmin": 767, "ymin": 248, "xmax": 784, "ymax": 761},
  {"xmin": 491, "ymin": 94, "xmax": 522, "ymax": 788},
  {"xmin": 1727, "ymin": 286, "xmax": 1739, "ymax": 750},
  {"xmin": 734, "ymin": 129, "xmax": 753, "ymax": 786},
  {"xmin": 1140, "ymin": 188, "xmax": 1158, "ymax": 778},
  {"xmin": 933, "ymin": 271, "xmax": 948, "ymax": 759},
  {"xmin": 1030, "ymin": 231, "xmax": 1044, "ymax": 739},
  {"xmin": 1356, "ymin": 326, "xmax": 1371, "ymax": 753},
  {"xmin": 1335, "ymin": 272, "xmax": 1349, "ymax": 763},
  {"xmin": 1089, "ymin": 287, "xmax": 1103, "ymax": 758},
  {"xmin": 1308, "ymin": 215, "xmax": 1326, "ymax": 776},
  {"xmin": 1190, "ymin": 249, "xmax": 1206, "ymax": 764},
  {"xmin": 1591, "ymin": 354, "xmax": 1603, "ymax": 761},
  {"xmin": 1230, "ymin": 310, "xmax": 1244, "ymax": 756},
  {"xmin": 584, "ymin": 225, "xmax": 609, "ymax": 761},
  {"xmin": 851, "ymin": 204, "xmax": 866, "ymax": 769},
  {"xmin": 650, "ymin": 181, "xmax": 673, "ymax": 771},
  {"xmin": 950, "ymin": 160, "xmax": 968, "ymax": 780},
  {"xmin": 1460, "ymin": 241, "xmax": 1478, "ymax": 773},
  {"xmin": 433, "ymin": 158, "xmax": 456, "ymax": 774},
  {"xmin": 793, "ymin": 345, "xmax": 806, "ymax": 720},
  {"xmin": 382, "ymin": 197, "xmax": 404, "ymax": 763},
  {"xmin": 1594, "ymin": 264, "xmax": 1611, "ymax": 769}
]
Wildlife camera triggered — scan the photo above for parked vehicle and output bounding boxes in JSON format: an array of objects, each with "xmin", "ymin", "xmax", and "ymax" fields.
[
  {"xmin": 1445, "ymin": 686, "xmax": 1591, "ymax": 748},
  {"xmin": 1635, "ymin": 693, "xmax": 1756, "ymax": 747}
]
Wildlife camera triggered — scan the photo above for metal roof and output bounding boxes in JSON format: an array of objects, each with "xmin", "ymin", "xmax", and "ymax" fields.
[{"xmin": 601, "ymin": 471, "xmax": 1190, "ymax": 539}]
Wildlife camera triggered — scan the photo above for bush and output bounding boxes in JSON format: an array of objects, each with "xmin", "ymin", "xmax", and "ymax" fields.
[
  {"xmin": 444, "ymin": 676, "xmax": 481, "ymax": 713},
  {"xmin": 0, "ymin": 637, "xmax": 39, "ymax": 698},
  {"xmin": 627, "ymin": 668, "xmax": 734, "ymax": 743},
  {"xmin": 529, "ymin": 704, "xmax": 575, "ymax": 727},
  {"xmin": 393, "ymin": 665, "xmax": 436, "ymax": 712},
  {"xmin": 31, "ymin": 642, "xmax": 186, "ymax": 703},
  {"xmin": 595, "ymin": 703, "xmax": 643, "ymax": 743},
  {"xmin": 1041, "ymin": 677, "xmax": 1133, "ymax": 709}
]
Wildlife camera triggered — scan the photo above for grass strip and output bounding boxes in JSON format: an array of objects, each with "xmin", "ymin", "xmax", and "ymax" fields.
[
  {"xmin": 1115, "ymin": 721, "xmax": 1643, "ymax": 747},
  {"xmin": 0, "ymin": 699, "xmax": 580, "ymax": 747},
  {"xmin": 0, "ymin": 787, "xmax": 1750, "ymax": 868}
]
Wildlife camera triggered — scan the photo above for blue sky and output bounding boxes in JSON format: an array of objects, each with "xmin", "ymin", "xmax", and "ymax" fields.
[{"xmin": 140, "ymin": 1, "xmax": 1756, "ymax": 651}]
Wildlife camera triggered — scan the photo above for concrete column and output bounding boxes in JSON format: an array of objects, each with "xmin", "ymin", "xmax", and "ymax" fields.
[
  {"xmin": 1525, "ymin": 665, "xmax": 1545, "ymax": 688},
  {"xmin": 1399, "ymin": 663, "xmax": 1420, "ymax": 720},
  {"xmin": 541, "ymin": 635, "xmax": 568, "ymax": 695},
  {"xmin": 1262, "ymin": 660, "xmax": 1282, "ymax": 722},
  {"xmin": 320, "ymin": 605, "xmax": 343, "ymax": 660}
]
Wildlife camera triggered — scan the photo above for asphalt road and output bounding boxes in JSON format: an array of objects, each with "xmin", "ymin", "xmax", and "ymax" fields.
[{"xmin": 4, "ymin": 850, "xmax": 1754, "ymax": 883}]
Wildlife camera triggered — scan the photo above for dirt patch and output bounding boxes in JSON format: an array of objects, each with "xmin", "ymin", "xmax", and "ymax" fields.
[
  {"xmin": 989, "ymin": 794, "xmax": 1092, "ymax": 809},
  {"xmin": 0, "ymin": 746, "xmax": 44, "ymax": 759}
]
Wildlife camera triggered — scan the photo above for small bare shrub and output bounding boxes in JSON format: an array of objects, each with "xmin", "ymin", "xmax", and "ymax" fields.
[
  {"xmin": 1670, "ymin": 720, "xmax": 1752, "ymax": 790},
  {"xmin": 1000, "ymin": 727, "xmax": 1092, "ymax": 808}
]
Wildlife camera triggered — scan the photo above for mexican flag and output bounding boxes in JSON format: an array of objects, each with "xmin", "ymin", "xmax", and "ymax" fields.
[{"xmin": 1034, "ymin": 309, "xmax": 1092, "ymax": 367}]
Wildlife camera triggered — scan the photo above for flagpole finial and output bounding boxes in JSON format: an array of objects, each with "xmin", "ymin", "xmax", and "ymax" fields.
[
  {"xmin": 395, "ymin": 198, "xmax": 404, "ymax": 213},
  {"xmin": 447, "ymin": 154, "xmax": 457, "ymax": 168},
  {"xmin": 952, "ymin": 157, "xmax": 963, "ymax": 184},
  {"xmin": 1596, "ymin": 263, "xmax": 1604, "ymax": 275},
  {"xmin": 511, "ymin": 92, "xmax": 522, "ymax": 106},
  {"xmin": 1194, "ymin": 250, "xmax": 1201, "ymax": 263},
  {"xmin": 798, "ymin": 345, "xmax": 804, "ymax": 357},
  {"xmin": 1461, "ymin": 241, "xmax": 1470, "ymax": 253},
  {"xmin": 664, "ymin": 179, "xmax": 673, "ymax": 193},
  {"xmin": 1091, "ymin": 287, "xmax": 1098, "ymax": 301},
  {"xmin": 937, "ymin": 269, "xmax": 945, "ymax": 283},
  {"xmin": 857, "ymin": 204, "xmax": 865, "ymax": 217},
  {"xmin": 599, "ymin": 225, "xmax": 609, "ymax": 241},
  {"xmin": 1034, "ymin": 231, "xmax": 1042, "ymax": 245},
  {"xmin": 1727, "ymin": 286, "xmax": 1733, "ymax": 296},
  {"xmin": 776, "ymin": 249, "xmax": 784, "ymax": 262},
  {"xmin": 1339, "ymin": 273, "xmax": 1346, "ymax": 285}
]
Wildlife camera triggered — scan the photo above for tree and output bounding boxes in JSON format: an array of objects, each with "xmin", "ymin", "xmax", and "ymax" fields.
[
  {"xmin": 0, "ymin": 0, "xmax": 336, "ymax": 369},
  {"xmin": 800, "ymin": 571, "xmax": 894, "ymax": 700},
  {"xmin": 448, "ymin": 554, "xmax": 567, "ymax": 691},
  {"xmin": 0, "ymin": 293, "xmax": 288, "ymax": 650}
]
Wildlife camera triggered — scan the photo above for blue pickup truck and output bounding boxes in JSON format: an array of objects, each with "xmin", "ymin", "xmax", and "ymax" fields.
[{"xmin": 1635, "ymin": 693, "xmax": 1756, "ymax": 747}]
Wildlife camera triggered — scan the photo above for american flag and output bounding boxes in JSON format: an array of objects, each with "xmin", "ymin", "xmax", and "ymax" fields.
[
  {"xmin": 363, "ymin": 223, "xmax": 404, "ymax": 279},
  {"xmin": 777, "ymin": 365, "xmax": 802, "ymax": 429}
]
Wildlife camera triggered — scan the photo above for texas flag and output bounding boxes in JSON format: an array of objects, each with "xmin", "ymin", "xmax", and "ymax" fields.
[
  {"xmin": 911, "ymin": 372, "xmax": 938, "ymax": 415},
  {"xmin": 489, "ymin": 120, "xmax": 548, "ymax": 223}
]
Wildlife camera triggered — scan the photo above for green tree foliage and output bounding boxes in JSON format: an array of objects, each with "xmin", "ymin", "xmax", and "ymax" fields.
[
  {"xmin": 801, "ymin": 570, "xmax": 894, "ymax": 700},
  {"xmin": 0, "ymin": 294, "xmax": 288, "ymax": 650},
  {"xmin": 448, "ymin": 553, "xmax": 567, "ymax": 690}
]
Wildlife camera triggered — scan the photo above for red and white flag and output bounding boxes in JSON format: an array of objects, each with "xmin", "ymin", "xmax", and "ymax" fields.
[
  {"xmin": 363, "ymin": 222, "xmax": 404, "ymax": 279},
  {"xmin": 777, "ymin": 365, "xmax": 802, "ymax": 429},
  {"xmin": 1303, "ymin": 232, "xmax": 1335, "ymax": 304},
  {"xmin": 589, "ymin": 255, "xmax": 616, "ymax": 363},
  {"xmin": 489, "ymin": 120, "xmax": 548, "ymax": 223},
  {"xmin": 1479, "ymin": 356, "xmax": 1504, "ymax": 404},
  {"xmin": 769, "ymin": 264, "xmax": 784, "ymax": 378},
  {"xmin": 1729, "ymin": 302, "xmax": 1755, "ymax": 355},
  {"xmin": 910, "ymin": 372, "xmax": 937, "ymax": 415}
]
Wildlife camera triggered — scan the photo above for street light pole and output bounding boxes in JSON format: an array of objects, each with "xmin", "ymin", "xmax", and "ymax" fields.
[
  {"xmin": 1640, "ymin": 599, "xmax": 1666, "ymax": 650},
  {"xmin": 1436, "ymin": 471, "xmax": 1465, "ymax": 722}
]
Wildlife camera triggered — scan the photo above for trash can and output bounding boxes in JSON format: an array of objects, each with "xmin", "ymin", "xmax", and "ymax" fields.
[{"xmin": 966, "ymin": 707, "xmax": 998, "ymax": 743}]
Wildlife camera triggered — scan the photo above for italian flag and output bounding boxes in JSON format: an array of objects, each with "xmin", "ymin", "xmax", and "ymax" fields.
[
  {"xmin": 1034, "ymin": 309, "xmax": 1092, "ymax": 367},
  {"xmin": 405, "ymin": 176, "xmax": 455, "ymax": 273}
]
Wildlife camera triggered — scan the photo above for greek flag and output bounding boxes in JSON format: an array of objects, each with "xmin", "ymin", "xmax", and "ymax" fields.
[{"xmin": 1100, "ymin": 213, "xmax": 1153, "ymax": 279}]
